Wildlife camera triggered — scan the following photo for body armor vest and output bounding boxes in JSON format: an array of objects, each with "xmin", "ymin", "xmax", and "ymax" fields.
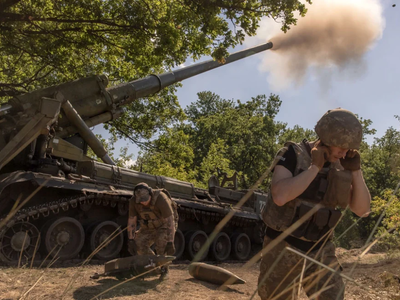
[
  {"xmin": 134, "ymin": 189, "xmax": 179, "ymax": 230},
  {"xmin": 134, "ymin": 190, "xmax": 164, "ymax": 229},
  {"xmin": 262, "ymin": 140, "xmax": 353, "ymax": 242}
]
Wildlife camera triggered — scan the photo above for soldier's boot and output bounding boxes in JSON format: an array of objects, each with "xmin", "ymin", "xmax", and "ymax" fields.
[{"xmin": 159, "ymin": 266, "xmax": 169, "ymax": 281}]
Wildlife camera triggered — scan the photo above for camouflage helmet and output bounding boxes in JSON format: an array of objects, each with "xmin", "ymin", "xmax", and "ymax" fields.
[
  {"xmin": 133, "ymin": 182, "xmax": 152, "ymax": 193},
  {"xmin": 315, "ymin": 108, "xmax": 362, "ymax": 149}
]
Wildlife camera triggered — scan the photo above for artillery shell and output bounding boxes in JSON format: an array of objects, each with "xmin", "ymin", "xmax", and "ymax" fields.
[
  {"xmin": 188, "ymin": 262, "xmax": 246, "ymax": 285},
  {"xmin": 97, "ymin": 254, "xmax": 176, "ymax": 279}
]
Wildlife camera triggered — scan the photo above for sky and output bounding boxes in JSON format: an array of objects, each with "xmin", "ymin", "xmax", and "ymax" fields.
[{"xmin": 94, "ymin": 0, "xmax": 399, "ymax": 162}]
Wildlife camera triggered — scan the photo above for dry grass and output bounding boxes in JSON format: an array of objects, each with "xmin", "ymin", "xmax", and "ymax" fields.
[
  {"xmin": 0, "ymin": 262, "xmax": 261, "ymax": 300},
  {"xmin": 1, "ymin": 253, "xmax": 400, "ymax": 300}
]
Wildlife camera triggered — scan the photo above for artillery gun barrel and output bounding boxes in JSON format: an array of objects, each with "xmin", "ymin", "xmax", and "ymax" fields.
[
  {"xmin": 107, "ymin": 42, "xmax": 273, "ymax": 105},
  {"xmin": 55, "ymin": 42, "xmax": 273, "ymax": 138},
  {"xmin": 6, "ymin": 42, "xmax": 272, "ymax": 139},
  {"xmin": 57, "ymin": 41, "xmax": 273, "ymax": 138}
]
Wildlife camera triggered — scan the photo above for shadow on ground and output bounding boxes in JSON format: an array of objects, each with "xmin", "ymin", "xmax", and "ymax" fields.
[
  {"xmin": 185, "ymin": 278, "xmax": 245, "ymax": 295},
  {"xmin": 73, "ymin": 277, "xmax": 162, "ymax": 300}
]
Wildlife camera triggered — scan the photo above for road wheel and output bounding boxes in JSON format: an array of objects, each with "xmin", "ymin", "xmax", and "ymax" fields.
[
  {"xmin": 0, "ymin": 222, "xmax": 40, "ymax": 264},
  {"xmin": 210, "ymin": 232, "xmax": 231, "ymax": 261},
  {"xmin": 173, "ymin": 229, "xmax": 185, "ymax": 259},
  {"xmin": 43, "ymin": 217, "xmax": 84, "ymax": 260},
  {"xmin": 185, "ymin": 230, "xmax": 209, "ymax": 261},
  {"xmin": 231, "ymin": 233, "xmax": 251, "ymax": 261},
  {"xmin": 88, "ymin": 221, "xmax": 123, "ymax": 260}
]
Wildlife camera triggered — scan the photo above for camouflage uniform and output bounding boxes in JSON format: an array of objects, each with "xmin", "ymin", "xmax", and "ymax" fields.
[
  {"xmin": 258, "ymin": 236, "xmax": 344, "ymax": 300},
  {"xmin": 135, "ymin": 221, "xmax": 172, "ymax": 255},
  {"xmin": 129, "ymin": 189, "xmax": 177, "ymax": 256},
  {"xmin": 259, "ymin": 109, "xmax": 363, "ymax": 300}
]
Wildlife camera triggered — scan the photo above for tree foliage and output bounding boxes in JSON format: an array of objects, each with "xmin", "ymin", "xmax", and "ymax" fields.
[
  {"xmin": 362, "ymin": 127, "xmax": 400, "ymax": 198},
  {"xmin": 135, "ymin": 91, "xmax": 316, "ymax": 189},
  {"xmin": 184, "ymin": 91, "xmax": 284, "ymax": 187},
  {"xmin": 370, "ymin": 191, "xmax": 400, "ymax": 251},
  {"xmin": 1, "ymin": 0, "xmax": 311, "ymax": 146},
  {"xmin": 1, "ymin": 0, "xmax": 310, "ymax": 97}
]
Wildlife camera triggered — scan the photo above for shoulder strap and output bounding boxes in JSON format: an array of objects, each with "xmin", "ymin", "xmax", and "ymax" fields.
[
  {"xmin": 158, "ymin": 189, "xmax": 179, "ymax": 226},
  {"xmin": 160, "ymin": 188, "xmax": 172, "ymax": 200},
  {"xmin": 150, "ymin": 190, "xmax": 160, "ymax": 206},
  {"xmin": 145, "ymin": 189, "xmax": 159, "ymax": 218},
  {"xmin": 285, "ymin": 141, "xmax": 313, "ymax": 176},
  {"xmin": 151, "ymin": 189, "xmax": 173, "ymax": 220},
  {"xmin": 301, "ymin": 139, "xmax": 312, "ymax": 157}
]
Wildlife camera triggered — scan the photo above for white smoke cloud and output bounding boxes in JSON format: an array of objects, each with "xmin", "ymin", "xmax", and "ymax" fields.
[{"xmin": 245, "ymin": 0, "xmax": 385, "ymax": 91}]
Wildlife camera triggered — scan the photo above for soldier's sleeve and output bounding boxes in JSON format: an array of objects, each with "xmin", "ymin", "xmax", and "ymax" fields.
[
  {"xmin": 128, "ymin": 197, "xmax": 138, "ymax": 218},
  {"xmin": 156, "ymin": 193, "xmax": 173, "ymax": 218},
  {"xmin": 276, "ymin": 145, "xmax": 297, "ymax": 176}
]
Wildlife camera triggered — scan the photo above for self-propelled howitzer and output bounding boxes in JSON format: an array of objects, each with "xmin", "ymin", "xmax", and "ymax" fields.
[{"xmin": 0, "ymin": 42, "xmax": 272, "ymax": 265}]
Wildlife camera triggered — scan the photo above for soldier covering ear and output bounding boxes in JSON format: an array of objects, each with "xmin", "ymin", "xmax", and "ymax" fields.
[{"xmin": 258, "ymin": 108, "xmax": 370, "ymax": 300}]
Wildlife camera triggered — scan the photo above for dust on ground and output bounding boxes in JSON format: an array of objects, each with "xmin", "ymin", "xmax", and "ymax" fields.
[{"xmin": 1, "ymin": 249, "xmax": 400, "ymax": 300}]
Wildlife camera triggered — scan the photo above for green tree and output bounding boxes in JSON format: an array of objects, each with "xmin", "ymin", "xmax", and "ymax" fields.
[
  {"xmin": 184, "ymin": 92, "xmax": 284, "ymax": 187},
  {"xmin": 138, "ymin": 91, "xmax": 319, "ymax": 189},
  {"xmin": 1, "ymin": 0, "xmax": 310, "ymax": 144},
  {"xmin": 277, "ymin": 124, "xmax": 316, "ymax": 145},
  {"xmin": 370, "ymin": 191, "xmax": 400, "ymax": 251},
  {"xmin": 362, "ymin": 127, "xmax": 400, "ymax": 198},
  {"xmin": 1, "ymin": 0, "xmax": 310, "ymax": 97},
  {"xmin": 133, "ymin": 126, "xmax": 198, "ymax": 182},
  {"xmin": 199, "ymin": 139, "xmax": 236, "ymax": 188}
]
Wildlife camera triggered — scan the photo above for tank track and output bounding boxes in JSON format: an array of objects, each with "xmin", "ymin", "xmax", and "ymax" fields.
[
  {"xmin": 0, "ymin": 193, "xmax": 260, "ymax": 265},
  {"xmin": 0, "ymin": 193, "xmax": 130, "ymax": 233},
  {"xmin": 0, "ymin": 195, "xmax": 256, "ymax": 236},
  {"xmin": 0, "ymin": 193, "xmax": 130, "ymax": 265}
]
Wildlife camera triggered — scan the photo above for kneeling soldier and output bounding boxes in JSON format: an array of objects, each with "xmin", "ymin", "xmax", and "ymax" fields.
[{"xmin": 127, "ymin": 182, "xmax": 177, "ymax": 280}]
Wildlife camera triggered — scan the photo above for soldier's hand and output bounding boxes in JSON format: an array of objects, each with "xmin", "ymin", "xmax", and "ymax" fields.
[
  {"xmin": 165, "ymin": 242, "xmax": 175, "ymax": 256},
  {"xmin": 311, "ymin": 141, "xmax": 329, "ymax": 170},
  {"xmin": 128, "ymin": 239, "xmax": 138, "ymax": 256},
  {"xmin": 340, "ymin": 149, "xmax": 361, "ymax": 171}
]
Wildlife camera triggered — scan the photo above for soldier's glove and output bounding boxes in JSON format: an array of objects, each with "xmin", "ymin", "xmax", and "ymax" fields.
[
  {"xmin": 340, "ymin": 149, "xmax": 361, "ymax": 171},
  {"xmin": 311, "ymin": 141, "xmax": 329, "ymax": 170},
  {"xmin": 165, "ymin": 242, "xmax": 175, "ymax": 256},
  {"xmin": 128, "ymin": 239, "xmax": 138, "ymax": 256}
]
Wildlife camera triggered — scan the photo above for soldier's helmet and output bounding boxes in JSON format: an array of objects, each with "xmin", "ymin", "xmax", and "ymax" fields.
[
  {"xmin": 315, "ymin": 108, "xmax": 363, "ymax": 149},
  {"xmin": 133, "ymin": 182, "xmax": 153, "ymax": 203}
]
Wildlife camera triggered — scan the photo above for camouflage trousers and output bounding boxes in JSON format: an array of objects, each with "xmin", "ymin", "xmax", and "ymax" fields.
[
  {"xmin": 135, "ymin": 226, "xmax": 171, "ymax": 256},
  {"xmin": 258, "ymin": 236, "xmax": 344, "ymax": 300}
]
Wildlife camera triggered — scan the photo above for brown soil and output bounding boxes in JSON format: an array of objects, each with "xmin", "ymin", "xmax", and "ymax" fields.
[{"xmin": 1, "ymin": 249, "xmax": 400, "ymax": 300}]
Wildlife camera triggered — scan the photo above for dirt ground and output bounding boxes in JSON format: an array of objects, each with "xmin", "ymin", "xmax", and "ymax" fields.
[{"xmin": 1, "ymin": 249, "xmax": 400, "ymax": 300}]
